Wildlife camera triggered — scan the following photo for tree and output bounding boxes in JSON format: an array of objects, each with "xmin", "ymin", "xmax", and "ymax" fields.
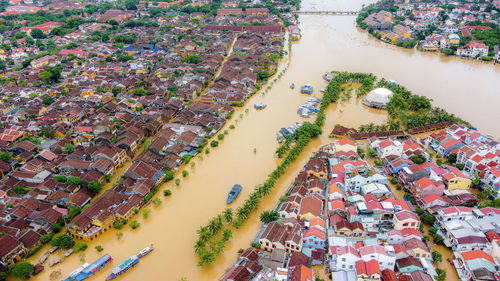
[
  {"xmin": 368, "ymin": 149, "xmax": 377, "ymax": 158},
  {"xmin": 88, "ymin": 181, "xmax": 103, "ymax": 193},
  {"xmin": 42, "ymin": 96, "xmax": 54, "ymax": 105},
  {"xmin": 11, "ymin": 262, "xmax": 34, "ymax": 279},
  {"xmin": 435, "ymin": 269, "xmax": 446, "ymax": 281},
  {"xmin": 471, "ymin": 173, "xmax": 481, "ymax": 188},
  {"xmin": 67, "ymin": 176, "xmax": 81, "ymax": 185},
  {"xmin": 125, "ymin": 0, "xmax": 138, "ymax": 10},
  {"xmin": 420, "ymin": 213, "xmax": 435, "ymax": 225},
  {"xmin": 223, "ymin": 208, "xmax": 233, "ymax": 223},
  {"xmin": 0, "ymin": 151, "xmax": 12, "ymax": 161},
  {"xmin": 39, "ymin": 126, "xmax": 55, "ymax": 138},
  {"xmin": 95, "ymin": 245, "xmax": 103, "ymax": 252},
  {"xmin": 188, "ymin": 55, "xmax": 201, "ymax": 64},
  {"xmin": 260, "ymin": 210, "xmax": 279, "ymax": 223},
  {"xmin": 62, "ymin": 143, "xmax": 75, "ymax": 154},
  {"xmin": 163, "ymin": 189, "xmax": 172, "ymax": 196},
  {"xmin": 74, "ymin": 243, "xmax": 88, "ymax": 252},
  {"xmin": 410, "ymin": 154, "xmax": 426, "ymax": 164},
  {"xmin": 164, "ymin": 170, "xmax": 174, "ymax": 181},
  {"xmin": 432, "ymin": 250, "xmax": 442, "ymax": 263},
  {"xmin": 51, "ymin": 234, "xmax": 75, "ymax": 249},
  {"xmin": 13, "ymin": 185, "xmax": 30, "ymax": 194},
  {"xmin": 433, "ymin": 233, "xmax": 445, "ymax": 245},
  {"xmin": 30, "ymin": 29, "xmax": 45, "ymax": 39},
  {"xmin": 428, "ymin": 227, "xmax": 438, "ymax": 235},
  {"xmin": 130, "ymin": 220, "xmax": 140, "ymax": 229},
  {"xmin": 222, "ymin": 229, "xmax": 232, "ymax": 241},
  {"xmin": 447, "ymin": 153, "xmax": 457, "ymax": 164},
  {"xmin": 210, "ymin": 140, "xmax": 219, "ymax": 147}
]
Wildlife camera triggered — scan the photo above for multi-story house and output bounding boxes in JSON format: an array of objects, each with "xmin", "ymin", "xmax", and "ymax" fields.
[
  {"xmin": 409, "ymin": 177, "xmax": 445, "ymax": 199},
  {"xmin": 259, "ymin": 221, "xmax": 302, "ymax": 253},
  {"xmin": 393, "ymin": 211, "xmax": 420, "ymax": 231},
  {"xmin": 336, "ymin": 246, "xmax": 360, "ymax": 271},
  {"xmin": 398, "ymin": 164, "xmax": 430, "ymax": 186},
  {"xmin": 359, "ymin": 245, "xmax": 396, "ymax": 271}
]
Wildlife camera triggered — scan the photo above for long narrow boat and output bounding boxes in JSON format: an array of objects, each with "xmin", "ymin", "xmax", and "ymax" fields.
[
  {"xmin": 106, "ymin": 256, "xmax": 139, "ymax": 280},
  {"xmin": 62, "ymin": 254, "xmax": 112, "ymax": 281},
  {"xmin": 226, "ymin": 184, "xmax": 242, "ymax": 204}
]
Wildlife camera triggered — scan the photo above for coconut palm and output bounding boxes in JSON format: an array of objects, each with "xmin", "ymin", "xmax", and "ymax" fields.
[
  {"xmin": 223, "ymin": 208, "xmax": 233, "ymax": 223},
  {"xmin": 194, "ymin": 239, "xmax": 204, "ymax": 254},
  {"xmin": 197, "ymin": 226, "xmax": 211, "ymax": 242}
]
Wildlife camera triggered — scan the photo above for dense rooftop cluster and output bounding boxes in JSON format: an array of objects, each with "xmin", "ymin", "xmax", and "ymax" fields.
[
  {"xmin": 224, "ymin": 124, "xmax": 500, "ymax": 281},
  {"xmin": 0, "ymin": 0, "xmax": 300, "ymax": 277},
  {"xmin": 357, "ymin": 0, "xmax": 500, "ymax": 62}
]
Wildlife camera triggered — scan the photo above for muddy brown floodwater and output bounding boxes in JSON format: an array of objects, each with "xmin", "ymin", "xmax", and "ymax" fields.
[{"xmin": 27, "ymin": 0, "xmax": 499, "ymax": 280}]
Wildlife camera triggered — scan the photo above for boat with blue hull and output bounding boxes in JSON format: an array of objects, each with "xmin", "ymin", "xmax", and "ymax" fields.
[
  {"xmin": 226, "ymin": 184, "xmax": 242, "ymax": 204},
  {"xmin": 254, "ymin": 103, "xmax": 267, "ymax": 110},
  {"xmin": 62, "ymin": 254, "xmax": 112, "ymax": 281},
  {"xmin": 106, "ymin": 256, "xmax": 138, "ymax": 280}
]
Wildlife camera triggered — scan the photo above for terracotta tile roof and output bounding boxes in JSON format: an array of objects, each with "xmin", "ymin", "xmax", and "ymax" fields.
[
  {"xmin": 0, "ymin": 235, "xmax": 22, "ymax": 258},
  {"xmin": 461, "ymin": 250, "xmax": 494, "ymax": 263}
]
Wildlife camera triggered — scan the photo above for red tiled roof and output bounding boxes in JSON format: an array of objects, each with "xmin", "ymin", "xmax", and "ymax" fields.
[{"xmin": 462, "ymin": 250, "xmax": 494, "ymax": 263}]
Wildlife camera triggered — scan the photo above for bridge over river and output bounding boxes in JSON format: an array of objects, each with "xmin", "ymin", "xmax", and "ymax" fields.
[{"xmin": 295, "ymin": 10, "xmax": 360, "ymax": 15}]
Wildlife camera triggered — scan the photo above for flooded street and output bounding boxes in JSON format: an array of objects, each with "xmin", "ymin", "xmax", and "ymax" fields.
[{"xmin": 27, "ymin": 0, "xmax": 500, "ymax": 280}]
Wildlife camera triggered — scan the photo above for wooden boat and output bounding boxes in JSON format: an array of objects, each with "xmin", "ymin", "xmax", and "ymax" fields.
[
  {"xmin": 49, "ymin": 258, "xmax": 62, "ymax": 267},
  {"xmin": 39, "ymin": 253, "xmax": 49, "ymax": 264},
  {"xmin": 226, "ymin": 184, "xmax": 242, "ymax": 204}
]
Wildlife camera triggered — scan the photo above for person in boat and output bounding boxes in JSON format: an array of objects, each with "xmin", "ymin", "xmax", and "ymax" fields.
[{"xmin": 254, "ymin": 148, "xmax": 256, "ymax": 154}]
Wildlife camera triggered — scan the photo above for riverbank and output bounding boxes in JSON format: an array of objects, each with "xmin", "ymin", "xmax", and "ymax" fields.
[{"xmin": 356, "ymin": 1, "xmax": 500, "ymax": 64}]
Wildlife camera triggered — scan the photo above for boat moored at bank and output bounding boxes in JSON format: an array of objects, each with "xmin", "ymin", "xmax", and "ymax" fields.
[
  {"xmin": 300, "ymin": 84, "xmax": 313, "ymax": 94},
  {"xmin": 106, "ymin": 256, "xmax": 139, "ymax": 280},
  {"xmin": 62, "ymin": 254, "xmax": 112, "ymax": 281}
]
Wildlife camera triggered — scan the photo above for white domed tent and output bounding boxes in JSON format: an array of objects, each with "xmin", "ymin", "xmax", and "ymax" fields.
[{"xmin": 362, "ymin": 88, "xmax": 394, "ymax": 109}]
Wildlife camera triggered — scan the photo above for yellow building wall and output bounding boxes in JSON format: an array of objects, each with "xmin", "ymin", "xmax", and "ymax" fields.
[{"xmin": 447, "ymin": 177, "xmax": 471, "ymax": 190}]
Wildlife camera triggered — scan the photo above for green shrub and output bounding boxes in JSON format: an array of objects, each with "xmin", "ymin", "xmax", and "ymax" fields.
[
  {"xmin": 163, "ymin": 189, "xmax": 172, "ymax": 196},
  {"xmin": 74, "ymin": 243, "xmax": 88, "ymax": 252},
  {"xmin": 130, "ymin": 220, "xmax": 140, "ymax": 229},
  {"xmin": 51, "ymin": 234, "xmax": 74, "ymax": 249},
  {"xmin": 95, "ymin": 245, "xmax": 103, "ymax": 252}
]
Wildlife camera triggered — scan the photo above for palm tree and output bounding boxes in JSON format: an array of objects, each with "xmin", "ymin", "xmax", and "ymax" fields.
[
  {"xmin": 223, "ymin": 208, "xmax": 233, "ymax": 223},
  {"xmin": 197, "ymin": 226, "xmax": 211, "ymax": 242},
  {"xmin": 194, "ymin": 239, "xmax": 204, "ymax": 254},
  {"xmin": 207, "ymin": 218, "xmax": 218, "ymax": 235}
]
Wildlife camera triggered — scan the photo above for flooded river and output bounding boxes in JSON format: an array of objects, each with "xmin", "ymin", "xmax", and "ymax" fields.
[{"xmin": 27, "ymin": 0, "xmax": 499, "ymax": 280}]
